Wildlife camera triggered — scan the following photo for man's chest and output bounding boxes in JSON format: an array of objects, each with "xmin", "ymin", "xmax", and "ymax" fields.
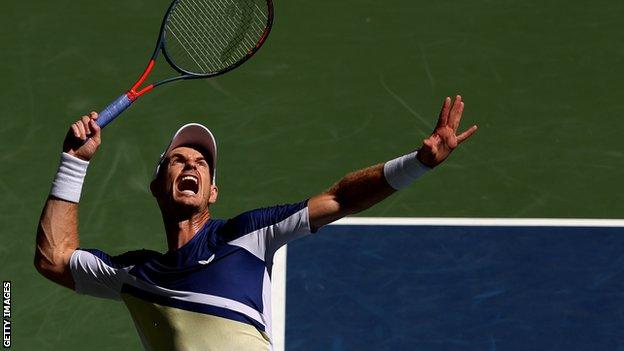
[{"xmin": 126, "ymin": 244, "xmax": 268, "ymax": 304}]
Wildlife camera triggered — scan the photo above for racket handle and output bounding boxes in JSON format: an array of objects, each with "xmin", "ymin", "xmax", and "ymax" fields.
[{"xmin": 96, "ymin": 94, "xmax": 133, "ymax": 128}]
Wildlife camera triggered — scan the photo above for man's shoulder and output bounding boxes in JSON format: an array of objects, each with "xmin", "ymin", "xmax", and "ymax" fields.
[
  {"xmin": 217, "ymin": 200, "xmax": 309, "ymax": 241},
  {"xmin": 77, "ymin": 248, "xmax": 162, "ymax": 269}
]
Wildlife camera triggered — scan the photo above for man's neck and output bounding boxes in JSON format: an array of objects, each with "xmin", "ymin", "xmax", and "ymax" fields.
[{"xmin": 163, "ymin": 209, "xmax": 211, "ymax": 251}]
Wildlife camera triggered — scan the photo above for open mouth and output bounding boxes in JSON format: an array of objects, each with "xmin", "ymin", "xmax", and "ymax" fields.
[{"xmin": 177, "ymin": 174, "xmax": 199, "ymax": 195}]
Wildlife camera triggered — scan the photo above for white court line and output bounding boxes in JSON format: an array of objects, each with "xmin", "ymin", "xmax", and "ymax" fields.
[
  {"xmin": 271, "ymin": 245, "xmax": 287, "ymax": 351},
  {"xmin": 332, "ymin": 217, "xmax": 624, "ymax": 227},
  {"xmin": 271, "ymin": 216, "xmax": 624, "ymax": 351}
]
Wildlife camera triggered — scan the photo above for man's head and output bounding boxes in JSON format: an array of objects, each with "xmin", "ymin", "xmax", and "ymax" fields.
[{"xmin": 150, "ymin": 124, "xmax": 218, "ymax": 217}]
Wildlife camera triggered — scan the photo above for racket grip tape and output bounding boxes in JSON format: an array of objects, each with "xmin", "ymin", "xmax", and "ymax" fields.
[{"xmin": 96, "ymin": 94, "xmax": 133, "ymax": 128}]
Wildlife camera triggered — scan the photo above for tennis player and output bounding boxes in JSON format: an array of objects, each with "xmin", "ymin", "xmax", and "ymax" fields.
[{"xmin": 35, "ymin": 95, "xmax": 476, "ymax": 350}]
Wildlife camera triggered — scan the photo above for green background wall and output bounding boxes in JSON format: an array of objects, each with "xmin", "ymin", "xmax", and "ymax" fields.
[{"xmin": 2, "ymin": 1, "xmax": 622, "ymax": 349}]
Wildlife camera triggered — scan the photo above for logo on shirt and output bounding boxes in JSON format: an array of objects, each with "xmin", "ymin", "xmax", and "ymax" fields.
[{"xmin": 198, "ymin": 254, "xmax": 216, "ymax": 265}]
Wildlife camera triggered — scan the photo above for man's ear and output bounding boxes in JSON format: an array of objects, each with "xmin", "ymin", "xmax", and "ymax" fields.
[
  {"xmin": 209, "ymin": 184, "xmax": 218, "ymax": 204},
  {"xmin": 150, "ymin": 179, "xmax": 159, "ymax": 198}
]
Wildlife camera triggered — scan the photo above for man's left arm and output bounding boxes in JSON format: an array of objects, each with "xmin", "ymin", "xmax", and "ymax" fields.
[{"xmin": 308, "ymin": 95, "xmax": 478, "ymax": 231}]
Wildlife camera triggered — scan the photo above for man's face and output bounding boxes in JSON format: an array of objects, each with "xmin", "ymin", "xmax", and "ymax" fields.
[{"xmin": 153, "ymin": 146, "xmax": 218, "ymax": 214}]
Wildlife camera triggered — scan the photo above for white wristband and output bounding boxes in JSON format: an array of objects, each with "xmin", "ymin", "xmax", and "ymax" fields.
[
  {"xmin": 50, "ymin": 152, "xmax": 90, "ymax": 203},
  {"xmin": 383, "ymin": 150, "xmax": 431, "ymax": 190}
]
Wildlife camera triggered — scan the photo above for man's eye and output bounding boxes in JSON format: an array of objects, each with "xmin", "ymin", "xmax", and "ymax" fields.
[
  {"xmin": 198, "ymin": 161, "xmax": 208, "ymax": 167},
  {"xmin": 171, "ymin": 159, "xmax": 184, "ymax": 165}
]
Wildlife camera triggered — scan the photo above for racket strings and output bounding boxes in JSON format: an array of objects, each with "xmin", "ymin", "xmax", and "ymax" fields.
[{"xmin": 165, "ymin": 0, "xmax": 269, "ymax": 74}]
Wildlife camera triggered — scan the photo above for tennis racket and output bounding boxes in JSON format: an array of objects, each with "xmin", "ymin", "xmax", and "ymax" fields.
[{"xmin": 95, "ymin": 0, "xmax": 273, "ymax": 128}]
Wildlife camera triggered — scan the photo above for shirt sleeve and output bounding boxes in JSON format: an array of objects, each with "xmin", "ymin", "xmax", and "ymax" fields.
[
  {"xmin": 223, "ymin": 200, "xmax": 312, "ymax": 264},
  {"xmin": 69, "ymin": 248, "xmax": 158, "ymax": 300}
]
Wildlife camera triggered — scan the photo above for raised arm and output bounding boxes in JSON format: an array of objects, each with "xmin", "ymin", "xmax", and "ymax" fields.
[
  {"xmin": 308, "ymin": 95, "xmax": 477, "ymax": 231},
  {"xmin": 34, "ymin": 112, "xmax": 101, "ymax": 289}
]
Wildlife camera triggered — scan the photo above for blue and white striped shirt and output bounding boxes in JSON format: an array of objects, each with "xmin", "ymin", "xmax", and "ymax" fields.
[{"xmin": 70, "ymin": 200, "xmax": 311, "ymax": 351}]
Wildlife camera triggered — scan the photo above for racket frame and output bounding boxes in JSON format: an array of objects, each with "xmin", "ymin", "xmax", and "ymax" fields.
[{"xmin": 134, "ymin": 0, "xmax": 274, "ymax": 97}]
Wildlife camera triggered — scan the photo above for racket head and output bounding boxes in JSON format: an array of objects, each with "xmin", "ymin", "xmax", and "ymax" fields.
[{"xmin": 158, "ymin": 0, "xmax": 274, "ymax": 78}]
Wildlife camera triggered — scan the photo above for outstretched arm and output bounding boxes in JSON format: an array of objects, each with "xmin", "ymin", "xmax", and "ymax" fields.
[
  {"xmin": 308, "ymin": 95, "xmax": 477, "ymax": 231},
  {"xmin": 35, "ymin": 112, "xmax": 101, "ymax": 289}
]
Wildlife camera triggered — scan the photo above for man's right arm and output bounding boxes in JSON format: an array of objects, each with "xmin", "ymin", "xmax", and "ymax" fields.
[
  {"xmin": 34, "ymin": 112, "xmax": 102, "ymax": 290},
  {"xmin": 35, "ymin": 198, "xmax": 79, "ymax": 289}
]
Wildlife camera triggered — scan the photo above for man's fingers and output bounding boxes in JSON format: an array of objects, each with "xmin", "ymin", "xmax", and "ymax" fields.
[
  {"xmin": 89, "ymin": 119, "xmax": 102, "ymax": 144},
  {"xmin": 423, "ymin": 138, "xmax": 433, "ymax": 148},
  {"xmin": 75, "ymin": 120, "xmax": 87, "ymax": 140},
  {"xmin": 436, "ymin": 97, "xmax": 451, "ymax": 129},
  {"xmin": 81, "ymin": 115, "xmax": 92, "ymax": 136},
  {"xmin": 448, "ymin": 95, "xmax": 463, "ymax": 131},
  {"xmin": 71, "ymin": 124, "xmax": 81, "ymax": 139},
  {"xmin": 63, "ymin": 111, "xmax": 102, "ymax": 158},
  {"xmin": 440, "ymin": 129, "xmax": 458, "ymax": 149},
  {"xmin": 457, "ymin": 125, "xmax": 478, "ymax": 144}
]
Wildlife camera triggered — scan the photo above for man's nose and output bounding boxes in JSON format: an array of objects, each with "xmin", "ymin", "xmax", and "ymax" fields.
[{"xmin": 183, "ymin": 161, "xmax": 197, "ymax": 170}]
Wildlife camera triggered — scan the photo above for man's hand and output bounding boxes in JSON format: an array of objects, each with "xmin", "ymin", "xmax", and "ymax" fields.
[
  {"xmin": 63, "ymin": 112, "xmax": 101, "ymax": 161},
  {"xmin": 417, "ymin": 95, "xmax": 477, "ymax": 168}
]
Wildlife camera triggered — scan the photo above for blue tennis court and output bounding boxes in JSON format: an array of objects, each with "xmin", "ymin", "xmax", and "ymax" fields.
[{"xmin": 278, "ymin": 218, "xmax": 624, "ymax": 351}]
